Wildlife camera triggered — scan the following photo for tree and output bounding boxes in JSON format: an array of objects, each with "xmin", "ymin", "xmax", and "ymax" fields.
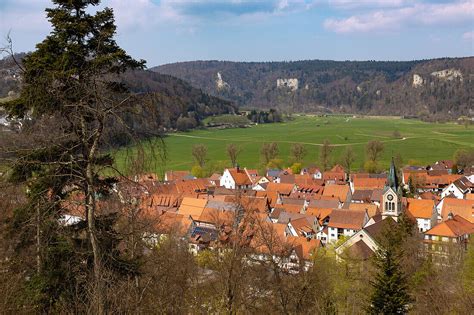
[
  {"xmin": 340, "ymin": 146, "xmax": 356, "ymax": 175},
  {"xmin": 290, "ymin": 162, "xmax": 302, "ymax": 174},
  {"xmin": 4, "ymin": 0, "xmax": 145, "ymax": 312},
  {"xmin": 226, "ymin": 143, "xmax": 242, "ymax": 166},
  {"xmin": 192, "ymin": 144, "xmax": 208, "ymax": 168},
  {"xmin": 366, "ymin": 140, "xmax": 384, "ymax": 163},
  {"xmin": 290, "ymin": 143, "xmax": 306, "ymax": 163},
  {"xmin": 261, "ymin": 142, "xmax": 279, "ymax": 165},
  {"xmin": 453, "ymin": 148, "xmax": 474, "ymax": 172},
  {"xmin": 392, "ymin": 129, "xmax": 402, "ymax": 139},
  {"xmin": 367, "ymin": 219, "xmax": 412, "ymax": 314},
  {"xmin": 319, "ymin": 139, "xmax": 333, "ymax": 171}
]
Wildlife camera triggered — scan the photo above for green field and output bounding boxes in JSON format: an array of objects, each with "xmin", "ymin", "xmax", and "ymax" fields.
[{"xmin": 114, "ymin": 115, "xmax": 474, "ymax": 174}]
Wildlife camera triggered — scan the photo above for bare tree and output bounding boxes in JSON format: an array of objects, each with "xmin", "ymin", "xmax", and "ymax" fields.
[
  {"xmin": 366, "ymin": 140, "xmax": 384, "ymax": 163},
  {"xmin": 319, "ymin": 139, "xmax": 333, "ymax": 171},
  {"xmin": 226, "ymin": 143, "xmax": 242, "ymax": 166},
  {"xmin": 192, "ymin": 144, "xmax": 208, "ymax": 168},
  {"xmin": 340, "ymin": 146, "xmax": 356, "ymax": 175},
  {"xmin": 290, "ymin": 143, "xmax": 307, "ymax": 163},
  {"xmin": 261, "ymin": 142, "xmax": 279, "ymax": 165}
]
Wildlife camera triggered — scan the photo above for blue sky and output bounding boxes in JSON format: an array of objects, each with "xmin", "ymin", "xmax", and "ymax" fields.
[{"xmin": 0, "ymin": 0, "xmax": 473, "ymax": 67}]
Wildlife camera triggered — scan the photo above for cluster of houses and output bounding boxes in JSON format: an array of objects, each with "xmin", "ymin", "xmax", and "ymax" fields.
[{"xmin": 65, "ymin": 159, "xmax": 474, "ymax": 271}]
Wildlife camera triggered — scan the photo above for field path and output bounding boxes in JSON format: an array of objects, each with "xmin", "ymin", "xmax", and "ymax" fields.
[{"xmin": 168, "ymin": 133, "xmax": 412, "ymax": 147}]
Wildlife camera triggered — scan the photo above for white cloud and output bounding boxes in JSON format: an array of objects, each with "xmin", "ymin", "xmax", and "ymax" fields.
[
  {"xmin": 463, "ymin": 30, "xmax": 474, "ymax": 41},
  {"xmin": 324, "ymin": 0, "xmax": 474, "ymax": 33},
  {"xmin": 328, "ymin": 0, "xmax": 412, "ymax": 9}
]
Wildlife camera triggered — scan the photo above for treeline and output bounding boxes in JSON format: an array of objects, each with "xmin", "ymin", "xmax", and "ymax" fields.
[{"xmin": 154, "ymin": 58, "xmax": 473, "ymax": 117}]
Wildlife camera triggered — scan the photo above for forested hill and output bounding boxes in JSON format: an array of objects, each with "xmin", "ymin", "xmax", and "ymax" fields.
[
  {"xmin": 0, "ymin": 55, "xmax": 236, "ymax": 131},
  {"xmin": 153, "ymin": 57, "xmax": 474, "ymax": 118}
]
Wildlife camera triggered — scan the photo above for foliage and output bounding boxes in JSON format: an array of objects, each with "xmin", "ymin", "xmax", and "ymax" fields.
[
  {"xmin": 367, "ymin": 219, "xmax": 412, "ymax": 314},
  {"xmin": 204, "ymin": 114, "xmax": 250, "ymax": 126},
  {"xmin": 290, "ymin": 162, "xmax": 302, "ymax": 174},
  {"xmin": 154, "ymin": 58, "xmax": 471, "ymax": 116}
]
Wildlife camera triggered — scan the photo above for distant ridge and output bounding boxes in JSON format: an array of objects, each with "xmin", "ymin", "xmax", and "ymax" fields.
[{"xmin": 152, "ymin": 57, "xmax": 473, "ymax": 117}]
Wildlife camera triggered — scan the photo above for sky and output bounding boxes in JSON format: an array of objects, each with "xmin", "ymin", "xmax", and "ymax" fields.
[{"xmin": 0, "ymin": 0, "xmax": 473, "ymax": 67}]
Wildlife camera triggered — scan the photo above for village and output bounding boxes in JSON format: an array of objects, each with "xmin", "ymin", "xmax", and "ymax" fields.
[{"xmin": 61, "ymin": 158, "xmax": 474, "ymax": 272}]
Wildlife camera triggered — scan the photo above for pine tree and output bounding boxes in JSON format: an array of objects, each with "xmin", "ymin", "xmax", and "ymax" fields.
[
  {"xmin": 5, "ymin": 0, "xmax": 145, "ymax": 312},
  {"xmin": 367, "ymin": 222, "xmax": 412, "ymax": 314}
]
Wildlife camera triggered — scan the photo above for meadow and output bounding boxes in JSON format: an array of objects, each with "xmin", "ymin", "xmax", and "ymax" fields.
[{"xmin": 113, "ymin": 115, "xmax": 474, "ymax": 174}]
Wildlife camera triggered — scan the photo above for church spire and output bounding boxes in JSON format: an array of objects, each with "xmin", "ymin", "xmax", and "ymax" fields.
[{"xmin": 388, "ymin": 157, "xmax": 399, "ymax": 191}]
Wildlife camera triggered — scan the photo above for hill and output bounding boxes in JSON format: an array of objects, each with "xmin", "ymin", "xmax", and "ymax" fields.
[
  {"xmin": 153, "ymin": 58, "xmax": 474, "ymax": 118},
  {"xmin": 0, "ymin": 55, "xmax": 236, "ymax": 138}
]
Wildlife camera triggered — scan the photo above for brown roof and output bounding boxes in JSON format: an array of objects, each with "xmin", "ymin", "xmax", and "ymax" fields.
[
  {"xmin": 228, "ymin": 168, "xmax": 252, "ymax": 186},
  {"xmin": 353, "ymin": 177, "xmax": 386, "ymax": 190},
  {"xmin": 441, "ymin": 198, "xmax": 474, "ymax": 223},
  {"xmin": 346, "ymin": 239, "xmax": 374, "ymax": 260},
  {"xmin": 165, "ymin": 170, "xmax": 191, "ymax": 181},
  {"xmin": 425, "ymin": 215, "xmax": 474, "ymax": 237},
  {"xmin": 274, "ymin": 204, "xmax": 304, "ymax": 214},
  {"xmin": 406, "ymin": 198, "xmax": 435, "ymax": 219},
  {"xmin": 266, "ymin": 182, "xmax": 296, "ymax": 195},
  {"xmin": 328, "ymin": 209, "xmax": 367, "ymax": 230},
  {"xmin": 348, "ymin": 203, "xmax": 379, "ymax": 218},
  {"xmin": 323, "ymin": 184, "xmax": 350, "ymax": 202},
  {"xmin": 287, "ymin": 236, "xmax": 321, "ymax": 260},
  {"xmin": 288, "ymin": 216, "xmax": 314, "ymax": 235},
  {"xmin": 177, "ymin": 197, "xmax": 207, "ymax": 219}
]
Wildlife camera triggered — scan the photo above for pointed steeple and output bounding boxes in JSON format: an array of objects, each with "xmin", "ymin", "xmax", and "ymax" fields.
[{"xmin": 388, "ymin": 157, "xmax": 399, "ymax": 191}]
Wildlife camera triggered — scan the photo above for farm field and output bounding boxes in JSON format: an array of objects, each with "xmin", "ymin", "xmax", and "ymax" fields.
[{"xmin": 113, "ymin": 115, "xmax": 474, "ymax": 174}]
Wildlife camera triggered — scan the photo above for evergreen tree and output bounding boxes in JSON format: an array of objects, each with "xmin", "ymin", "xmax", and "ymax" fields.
[
  {"xmin": 367, "ymin": 219, "xmax": 412, "ymax": 314},
  {"xmin": 5, "ymin": 0, "xmax": 145, "ymax": 312}
]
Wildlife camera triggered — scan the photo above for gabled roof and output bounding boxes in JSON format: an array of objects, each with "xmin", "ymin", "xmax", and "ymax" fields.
[
  {"xmin": 406, "ymin": 198, "xmax": 435, "ymax": 219},
  {"xmin": 441, "ymin": 198, "xmax": 474, "ymax": 223},
  {"xmin": 228, "ymin": 168, "xmax": 252, "ymax": 186},
  {"xmin": 305, "ymin": 207, "xmax": 333, "ymax": 224},
  {"xmin": 165, "ymin": 170, "xmax": 192, "ymax": 181},
  {"xmin": 352, "ymin": 189, "xmax": 374, "ymax": 202},
  {"xmin": 328, "ymin": 209, "xmax": 367, "ymax": 230},
  {"xmin": 288, "ymin": 216, "xmax": 315, "ymax": 235},
  {"xmin": 353, "ymin": 177, "xmax": 387, "ymax": 190},
  {"xmin": 308, "ymin": 198, "xmax": 340, "ymax": 209},
  {"xmin": 287, "ymin": 236, "xmax": 321, "ymax": 260},
  {"xmin": 177, "ymin": 197, "xmax": 207, "ymax": 219},
  {"xmin": 425, "ymin": 215, "xmax": 474, "ymax": 237},
  {"xmin": 266, "ymin": 182, "xmax": 296, "ymax": 195},
  {"xmin": 274, "ymin": 204, "xmax": 304, "ymax": 214},
  {"xmin": 323, "ymin": 184, "xmax": 350, "ymax": 202},
  {"xmin": 348, "ymin": 203, "xmax": 379, "ymax": 218},
  {"xmin": 364, "ymin": 216, "xmax": 397, "ymax": 242}
]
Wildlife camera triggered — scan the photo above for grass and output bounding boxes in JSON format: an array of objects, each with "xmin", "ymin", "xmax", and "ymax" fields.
[{"xmin": 113, "ymin": 115, "xmax": 474, "ymax": 174}]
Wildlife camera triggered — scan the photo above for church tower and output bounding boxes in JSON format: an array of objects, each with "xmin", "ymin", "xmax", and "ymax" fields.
[{"xmin": 382, "ymin": 158, "xmax": 403, "ymax": 221}]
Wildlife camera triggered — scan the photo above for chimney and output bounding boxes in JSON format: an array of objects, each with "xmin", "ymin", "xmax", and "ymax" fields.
[
  {"xmin": 447, "ymin": 212, "xmax": 454, "ymax": 220},
  {"xmin": 236, "ymin": 164, "xmax": 240, "ymax": 172}
]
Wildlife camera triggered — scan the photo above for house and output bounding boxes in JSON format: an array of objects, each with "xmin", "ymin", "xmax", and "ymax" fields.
[
  {"xmin": 405, "ymin": 198, "xmax": 437, "ymax": 232},
  {"xmin": 327, "ymin": 209, "xmax": 369, "ymax": 243},
  {"xmin": 323, "ymin": 164, "xmax": 346, "ymax": 183},
  {"xmin": 220, "ymin": 167, "xmax": 253, "ymax": 189},
  {"xmin": 348, "ymin": 203, "xmax": 379, "ymax": 218},
  {"xmin": 322, "ymin": 184, "xmax": 352, "ymax": 204},
  {"xmin": 439, "ymin": 198, "xmax": 474, "ymax": 223},
  {"xmin": 441, "ymin": 175, "xmax": 474, "ymax": 199},
  {"xmin": 351, "ymin": 176, "xmax": 387, "ymax": 193},
  {"xmin": 335, "ymin": 217, "xmax": 397, "ymax": 261},
  {"xmin": 300, "ymin": 166, "xmax": 322, "ymax": 179},
  {"xmin": 423, "ymin": 214, "xmax": 474, "ymax": 260},
  {"xmin": 164, "ymin": 170, "xmax": 193, "ymax": 182},
  {"xmin": 177, "ymin": 197, "xmax": 207, "ymax": 219},
  {"xmin": 286, "ymin": 216, "xmax": 317, "ymax": 238}
]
